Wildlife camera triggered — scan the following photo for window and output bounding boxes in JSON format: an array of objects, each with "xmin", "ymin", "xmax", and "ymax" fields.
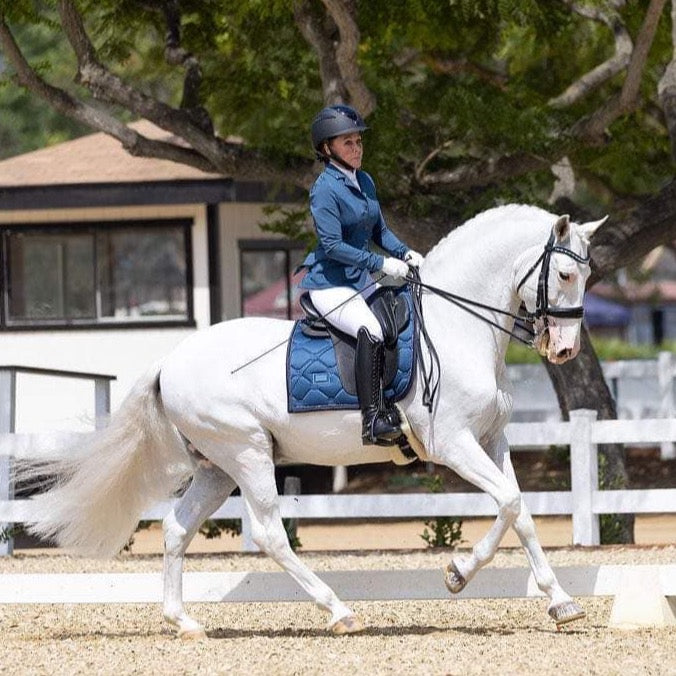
[
  {"xmin": 1, "ymin": 220, "xmax": 193, "ymax": 328},
  {"xmin": 239, "ymin": 240, "xmax": 306, "ymax": 320}
]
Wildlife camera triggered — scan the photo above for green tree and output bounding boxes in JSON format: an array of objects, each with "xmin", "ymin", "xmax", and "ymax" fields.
[{"xmin": 2, "ymin": 0, "xmax": 675, "ymax": 542}]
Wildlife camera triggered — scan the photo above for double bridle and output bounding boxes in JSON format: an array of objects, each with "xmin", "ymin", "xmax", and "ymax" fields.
[
  {"xmin": 515, "ymin": 230, "xmax": 590, "ymax": 329},
  {"xmin": 407, "ymin": 227, "xmax": 591, "ymax": 411}
]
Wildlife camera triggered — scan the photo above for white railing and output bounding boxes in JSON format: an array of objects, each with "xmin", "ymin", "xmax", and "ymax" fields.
[
  {"xmin": 508, "ymin": 351, "xmax": 675, "ymax": 460},
  {"xmin": 1, "ymin": 410, "xmax": 674, "ymax": 554},
  {"xmin": 0, "ymin": 366, "xmax": 115, "ymax": 556}
]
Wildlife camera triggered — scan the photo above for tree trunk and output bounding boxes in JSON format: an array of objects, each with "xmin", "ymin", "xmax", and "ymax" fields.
[{"xmin": 543, "ymin": 326, "xmax": 634, "ymax": 543}]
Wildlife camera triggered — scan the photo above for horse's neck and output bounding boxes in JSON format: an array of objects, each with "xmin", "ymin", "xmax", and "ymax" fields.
[{"xmin": 422, "ymin": 209, "xmax": 549, "ymax": 363}]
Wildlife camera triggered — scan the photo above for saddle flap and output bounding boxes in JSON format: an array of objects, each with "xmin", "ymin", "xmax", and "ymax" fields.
[
  {"xmin": 288, "ymin": 287, "xmax": 416, "ymax": 413},
  {"xmin": 369, "ymin": 288, "xmax": 410, "ymax": 348},
  {"xmin": 299, "ymin": 292, "xmax": 331, "ymax": 337}
]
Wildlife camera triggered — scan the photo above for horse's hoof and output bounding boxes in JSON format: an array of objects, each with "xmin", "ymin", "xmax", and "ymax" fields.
[
  {"xmin": 177, "ymin": 627, "xmax": 208, "ymax": 640},
  {"xmin": 548, "ymin": 601, "xmax": 586, "ymax": 629},
  {"xmin": 444, "ymin": 562, "xmax": 467, "ymax": 594},
  {"xmin": 330, "ymin": 615, "xmax": 364, "ymax": 635}
]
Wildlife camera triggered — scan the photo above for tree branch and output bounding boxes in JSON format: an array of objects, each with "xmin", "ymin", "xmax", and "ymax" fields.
[
  {"xmin": 139, "ymin": 0, "xmax": 213, "ymax": 133},
  {"xmin": 55, "ymin": 0, "xmax": 314, "ymax": 185},
  {"xmin": 319, "ymin": 0, "xmax": 376, "ymax": 115},
  {"xmin": 0, "ymin": 16, "xmax": 217, "ymax": 173},
  {"xmin": 425, "ymin": 55, "xmax": 508, "ymax": 90},
  {"xmin": 292, "ymin": 0, "xmax": 347, "ymax": 104},
  {"xmin": 574, "ymin": 0, "xmax": 668, "ymax": 143},
  {"xmin": 658, "ymin": 0, "xmax": 676, "ymax": 159},
  {"xmin": 589, "ymin": 177, "xmax": 676, "ymax": 284},
  {"xmin": 549, "ymin": 1, "xmax": 632, "ymax": 108},
  {"xmin": 416, "ymin": 152, "xmax": 550, "ymax": 192}
]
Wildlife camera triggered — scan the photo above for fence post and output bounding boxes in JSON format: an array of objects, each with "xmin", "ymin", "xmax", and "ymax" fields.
[
  {"xmin": 94, "ymin": 377, "xmax": 112, "ymax": 430},
  {"xmin": 570, "ymin": 409, "xmax": 599, "ymax": 546},
  {"xmin": 0, "ymin": 368, "xmax": 17, "ymax": 557},
  {"xmin": 332, "ymin": 466, "xmax": 347, "ymax": 493},
  {"xmin": 283, "ymin": 476, "xmax": 301, "ymax": 545},
  {"xmin": 658, "ymin": 351, "xmax": 675, "ymax": 460},
  {"xmin": 240, "ymin": 508, "xmax": 257, "ymax": 552}
]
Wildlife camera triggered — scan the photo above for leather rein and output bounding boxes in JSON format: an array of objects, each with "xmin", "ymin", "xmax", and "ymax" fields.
[{"xmin": 406, "ymin": 228, "xmax": 591, "ymax": 411}]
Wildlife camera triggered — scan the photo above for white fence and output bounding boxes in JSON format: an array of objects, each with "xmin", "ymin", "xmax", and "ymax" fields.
[
  {"xmin": 2, "ymin": 410, "xmax": 675, "ymax": 556},
  {"xmin": 0, "ymin": 366, "xmax": 115, "ymax": 557},
  {"xmin": 509, "ymin": 351, "xmax": 675, "ymax": 460}
]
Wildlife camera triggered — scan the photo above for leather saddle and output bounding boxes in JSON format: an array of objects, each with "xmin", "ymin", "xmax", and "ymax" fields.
[{"xmin": 298, "ymin": 286, "xmax": 410, "ymax": 396}]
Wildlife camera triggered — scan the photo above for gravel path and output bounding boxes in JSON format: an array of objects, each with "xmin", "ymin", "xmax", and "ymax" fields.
[{"xmin": 1, "ymin": 546, "xmax": 675, "ymax": 675}]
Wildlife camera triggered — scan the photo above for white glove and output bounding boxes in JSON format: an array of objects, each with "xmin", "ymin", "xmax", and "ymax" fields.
[
  {"xmin": 381, "ymin": 256, "xmax": 410, "ymax": 279},
  {"xmin": 404, "ymin": 249, "xmax": 424, "ymax": 268}
]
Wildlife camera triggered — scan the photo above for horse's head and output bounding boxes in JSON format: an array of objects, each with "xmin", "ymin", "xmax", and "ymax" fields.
[{"xmin": 518, "ymin": 213, "xmax": 606, "ymax": 365}]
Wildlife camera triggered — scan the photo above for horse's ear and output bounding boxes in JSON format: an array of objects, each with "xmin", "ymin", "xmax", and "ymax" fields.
[
  {"xmin": 553, "ymin": 214, "xmax": 570, "ymax": 241},
  {"xmin": 577, "ymin": 215, "xmax": 608, "ymax": 243}
]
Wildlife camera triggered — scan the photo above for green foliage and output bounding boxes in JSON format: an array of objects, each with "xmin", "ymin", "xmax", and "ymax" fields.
[
  {"xmin": 0, "ymin": 524, "xmax": 23, "ymax": 543},
  {"xmin": 2, "ymin": 0, "xmax": 676, "ymax": 225},
  {"xmin": 282, "ymin": 518, "xmax": 302, "ymax": 551},
  {"xmin": 591, "ymin": 338, "xmax": 675, "ymax": 361},
  {"xmin": 505, "ymin": 340, "xmax": 542, "ymax": 364},
  {"xmin": 506, "ymin": 337, "xmax": 674, "ymax": 364},
  {"xmin": 419, "ymin": 474, "xmax": 464, "ymax": 549},
  {"xmin": 198, "ymin": 518, "xmax": 241, "ymax": 539},
  {"xmin": 197, "ymin": 517, "xmax": 301, "ymax": 550},
  {"xmin": 598, "ymin": 453, "xmax": 632, "ymax": 545},
  {"xmin": 0, "ymin": 20, "xmax": 89, "ymax": 159},
  {"xmin": 599, "ymin": 513, "xmax": 627, "ymax": 544}
]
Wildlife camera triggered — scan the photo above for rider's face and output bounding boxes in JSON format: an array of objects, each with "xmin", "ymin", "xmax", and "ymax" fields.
[{"xmin": 327, "ymin": 132, "xmax": 363, "ymax": 170}]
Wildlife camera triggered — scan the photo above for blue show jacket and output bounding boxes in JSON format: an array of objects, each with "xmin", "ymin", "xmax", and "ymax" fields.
[{"xmin": 298, "ymin": 163, "xmax": 408, "ymax": 291}]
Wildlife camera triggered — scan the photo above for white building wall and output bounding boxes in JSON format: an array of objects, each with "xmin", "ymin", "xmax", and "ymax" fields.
[
  {"xmin": 218, "ymin": 202, "xmax": 276, "ymax": 320},
  {"xmin": 0, "ymin": 204, "xmax": 210, "ymax": 431},
  {"xmin": 0, "ymin": 202, "xmax": 282, "ymax": 431}
]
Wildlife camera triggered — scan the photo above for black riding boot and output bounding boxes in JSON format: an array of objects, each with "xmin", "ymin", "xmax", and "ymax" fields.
[{"xmin": 355, "ymin": 327, "xmax": 401, "ymax": 445}]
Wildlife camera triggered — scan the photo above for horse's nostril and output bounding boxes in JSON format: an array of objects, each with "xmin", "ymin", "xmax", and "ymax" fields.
[{"xmin": 557, "ymin": 348, "xmax": 572, "ymax": 360}]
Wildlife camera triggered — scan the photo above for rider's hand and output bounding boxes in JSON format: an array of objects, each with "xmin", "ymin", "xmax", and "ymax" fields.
[
  {"xmin": 404, "ymin": 249, "xmax": 424, "ymax": 268},
  {"xmin": 381, "ymin": 256, "xmax": 410, "ymax": 279}
]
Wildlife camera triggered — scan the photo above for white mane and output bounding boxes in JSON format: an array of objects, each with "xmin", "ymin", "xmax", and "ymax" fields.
[{"xmin": 425, "ymin": 204, "xmax": 556, "ymax": 265}]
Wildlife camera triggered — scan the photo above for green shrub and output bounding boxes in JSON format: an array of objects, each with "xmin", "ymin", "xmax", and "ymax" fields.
[
  {"xmin": 199, "ymin": 518, "xmax": 242, "ymax": 539},
  {"xmin": 419, "ymin": 475, "xmax": 464, "ymax": 549}
]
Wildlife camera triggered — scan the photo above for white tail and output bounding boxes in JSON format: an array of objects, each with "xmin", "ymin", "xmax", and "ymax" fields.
[{"xmin": 17, "ymin": 362, "xmax": 192, "ymax": 558}]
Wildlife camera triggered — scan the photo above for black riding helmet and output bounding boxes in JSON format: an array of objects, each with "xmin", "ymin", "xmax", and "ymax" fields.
[{"xmin": 311, "ymin": 105, "xmax": 368, "ymax": 161}]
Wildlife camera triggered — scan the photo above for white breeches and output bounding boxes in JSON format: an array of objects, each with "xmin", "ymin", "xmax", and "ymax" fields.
[{"xmin": 309, "ymin": 284, "xmax": 383, "ymax": 340}]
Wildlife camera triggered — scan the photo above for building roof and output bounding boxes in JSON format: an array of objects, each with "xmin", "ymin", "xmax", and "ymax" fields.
[{"xmin": 0, "ymin": 120, "xmax": 221, "ymax": 187}]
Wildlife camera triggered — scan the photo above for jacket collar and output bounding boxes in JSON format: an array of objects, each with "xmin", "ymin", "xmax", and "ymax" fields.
[{"xmin": 325, "ymin": 162, "xmax": 362, "ymax": 189}]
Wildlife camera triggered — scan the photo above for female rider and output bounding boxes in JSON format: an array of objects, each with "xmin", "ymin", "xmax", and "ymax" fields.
[{"xmin": 298, "ymin": 104, "xmax": 424, "ymax": 445}]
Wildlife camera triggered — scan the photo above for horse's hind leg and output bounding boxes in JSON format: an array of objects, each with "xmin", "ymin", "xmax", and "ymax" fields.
[
  {"xmin": 228, "ymin": 447, "xmax": 361, "ymax": 634},
  {"xmin": 492, "ymin": 435, "xmax": 585, "ymax": 627},
  {"xmin": 163, "ymin": 460, "xmax": 237, "ymax": 639}
]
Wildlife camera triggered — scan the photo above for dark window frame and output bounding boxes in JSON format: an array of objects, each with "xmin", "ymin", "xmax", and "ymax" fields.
[
  {"xmin": 238, "ymin": 239, "xmax": 305, "ymax": 320},
  {"xmin": 0, "ymin": 218, "xmax": 194, "ymax": 331}
]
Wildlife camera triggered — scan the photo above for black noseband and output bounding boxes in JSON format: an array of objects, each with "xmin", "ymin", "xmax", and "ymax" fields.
[{"xmin": 516, "ymin": 231, "xmax": 590, "ymax": 327}]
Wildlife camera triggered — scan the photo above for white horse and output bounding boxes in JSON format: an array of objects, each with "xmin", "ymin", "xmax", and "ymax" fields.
[{"xmin": 18, "ymin": 204, "xmax": 606, "ymax": 638}]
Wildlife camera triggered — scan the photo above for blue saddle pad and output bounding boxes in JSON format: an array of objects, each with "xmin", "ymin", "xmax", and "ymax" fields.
[{"xmin": 287, "ymin": 287, "xmax": 416, "ymax": 413}]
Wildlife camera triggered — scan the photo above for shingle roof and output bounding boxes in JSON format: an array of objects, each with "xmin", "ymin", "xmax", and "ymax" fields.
[{"xmin": 0, "ymin": 120, "xmax": 221, "ymax": 187}]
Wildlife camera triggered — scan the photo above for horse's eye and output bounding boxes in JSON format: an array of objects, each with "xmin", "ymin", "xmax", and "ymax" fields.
[{"xmin": 559, "ymin": 272, "xmax": 571, "ymax": 282}]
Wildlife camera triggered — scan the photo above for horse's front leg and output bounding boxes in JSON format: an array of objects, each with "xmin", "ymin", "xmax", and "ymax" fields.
[
  {"xmin": 491, "ymin": 434, "xmax": 585, "ymax": 627},
  {"xmin": 432, "ymin": 430, "xmax": 523, "ymax": 592},
  {"xmin": 163, "ymin": 461, "xmax": 237, "ymax": 639}
]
